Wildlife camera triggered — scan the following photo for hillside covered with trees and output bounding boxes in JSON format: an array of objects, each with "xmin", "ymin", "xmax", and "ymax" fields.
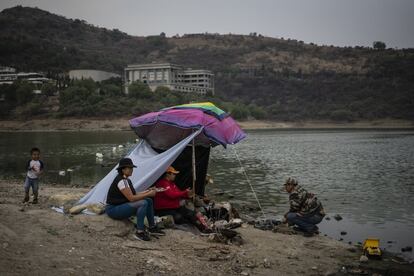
[{"xmin": 0, "ymin": 6, "xmax": 413, "ymax": 121}]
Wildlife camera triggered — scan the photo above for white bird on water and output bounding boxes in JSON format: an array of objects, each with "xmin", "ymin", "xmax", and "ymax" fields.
[
  {"xmin": 58, "ymin": 170, "xmax": 66, "ymax": 176},
  {"xmin": 96, "ymin": 153, "xmax": 103, "ymax": 158}
]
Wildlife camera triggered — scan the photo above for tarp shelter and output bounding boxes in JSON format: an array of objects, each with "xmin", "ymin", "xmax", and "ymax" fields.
[
  {"xmin": 77, "ymin": 102, "xmax": 246, "ymax": 206},
  {"xmin": 154, "ymin": 144, "xmax": 211, "ymax": 196}
]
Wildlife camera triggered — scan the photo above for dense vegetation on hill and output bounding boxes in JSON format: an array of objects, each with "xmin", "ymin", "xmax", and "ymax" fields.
[{"xmin": 0, "ymin": 6, "xmax": 413, "ymax": 121}]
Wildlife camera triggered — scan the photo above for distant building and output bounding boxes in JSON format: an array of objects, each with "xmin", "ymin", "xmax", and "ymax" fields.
[
  {"xmin": 0, "ymin": 67, "xmax": 50, "ymax": 93},
  {"xmin": 69, "ymin": 69, "xmax": 121, "ymax": 82},
  {"xmin": 0, "ymin": 66, "xmax": 17, "ymax": 85},
  {"xmin": 124, "ymin": 63, "xmax": 214, "ymax": 95},
  {"xmin": 0, "ymin": 66, "xmax": 16, "ymax": 74}
]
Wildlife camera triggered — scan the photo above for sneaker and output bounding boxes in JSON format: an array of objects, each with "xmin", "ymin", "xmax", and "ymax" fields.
[
  {"xmin": 134, "ymin": 231, "xmax": 151, "ymax": 241},
  {"xmin": 292, "ymin": 226, "xmax": 305, "ymax": 232},
  {"xmin": 22, "ymin": 194, "xmax": 29, "ymax": 203},
  {"xmin": 148, "ymin": 226, "xmax": 166, "ymax": 236}
]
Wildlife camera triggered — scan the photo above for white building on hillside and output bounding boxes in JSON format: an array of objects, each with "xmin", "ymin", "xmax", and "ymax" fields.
[
  {"xmin": 0, "ymin": 66, "xmax": 16, "ymax": 74},
  {"xmin": 69, "ymin": 69, "xmax": 121, "ymax": 82},
  {"xmin": 0, "ymin": 67, "xmax": 49, "ymax": 87},
  {"xmin": 124, "ymin": 63, "xmax": 214, "ymax": 95}
]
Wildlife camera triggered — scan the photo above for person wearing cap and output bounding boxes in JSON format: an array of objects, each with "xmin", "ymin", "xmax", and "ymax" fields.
[
  {"xmin": 154, "ymin": 166, "xmax": 212, "ymax": 233},
  {"xmin": 283, "ymin": 177, "xmax": 325, "ymax": 237},
  {"xmin": 106, "ymin": 158, "xmax": 165, "ymax": 241}
]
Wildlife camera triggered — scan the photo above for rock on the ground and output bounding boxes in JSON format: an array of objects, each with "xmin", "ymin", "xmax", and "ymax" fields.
[{"xmin": 359, "ymin": 255, "xmax": 369, "ymax": 263}]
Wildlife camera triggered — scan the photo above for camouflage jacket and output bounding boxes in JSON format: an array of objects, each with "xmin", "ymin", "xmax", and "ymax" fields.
[{"xmin": 289, "ymin": 185, "xmax": 324, "ymax": 216}]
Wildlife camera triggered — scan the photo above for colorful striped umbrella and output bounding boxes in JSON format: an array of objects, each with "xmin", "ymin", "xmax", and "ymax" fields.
[{"xmin": 129, "ymin": 102, "xmax": 246, "ymax": 149}]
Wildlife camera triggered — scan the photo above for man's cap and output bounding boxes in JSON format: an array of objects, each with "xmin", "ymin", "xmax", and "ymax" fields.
[
  {"xmin": 284, "ymin": 177, "xmax": 298, "ymax": 186},
  {"xmin": 166, "ymin": 166, "xmax": 179, "ymax": 174},
  {"xmin": 117, "ymin": 158, "xmax": 137, "ymax": 169}
]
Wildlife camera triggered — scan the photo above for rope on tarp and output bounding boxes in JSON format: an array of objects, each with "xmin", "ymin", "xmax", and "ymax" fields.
[{"xmin": 232, "ymin": 146, "xmax": 266, "ymax": 218}]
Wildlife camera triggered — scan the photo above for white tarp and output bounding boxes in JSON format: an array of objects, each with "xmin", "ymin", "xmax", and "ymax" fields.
[{"xmin": 77, "ymin": 129, "xmax": 202, "ymax": 206}]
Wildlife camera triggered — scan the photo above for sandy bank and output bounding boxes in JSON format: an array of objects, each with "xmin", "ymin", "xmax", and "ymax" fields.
[
  {"xmin": 0, "ymin": 118, "xmax": 413, "ymax": 132},
  {"xmin": 1, "ymin": 180, "xmax": 413, "ymax": 275}
]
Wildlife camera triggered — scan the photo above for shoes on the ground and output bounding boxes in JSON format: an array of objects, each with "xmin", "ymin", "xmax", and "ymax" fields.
[
  {"xmin": 148, "ymin": 226, "xmax": 166, "ymax": 236},
  {"xmin": 201, "ymin": 228, "xmax": 214, "ymax": 234},
  {"xmin": 32, "ymin": 198, "xmax": 38, "ymax": 204},
  {"xmin": 292, "ymin": 226, "xmax": 304, "ymax": 232},
  {"xmin": 303, "ymin": 232, "xmax": 315, "ymax": 237},
  {"xmin": 303, "ymin": 229, "xmax": 320, "ymax": 237},
  {"xmin": 293, "ymin": 226, "xmax": 319, "ymax": 234},
  {"xmin": 134, "ymin": 231, "xmax": 151, "ymax": 241}
]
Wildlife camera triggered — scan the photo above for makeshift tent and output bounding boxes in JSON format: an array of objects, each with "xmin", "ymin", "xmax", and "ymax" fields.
[
  {"xmin": 153, "ymin": 145, "xmax": 210, "ymax": 196},
  {"xmin": 78, "ymin": 130, "xmax": 201, "ymax": 205},
  {"xmin": 77, "ymin": 102, "xmax": 246, "ymax": 206}
]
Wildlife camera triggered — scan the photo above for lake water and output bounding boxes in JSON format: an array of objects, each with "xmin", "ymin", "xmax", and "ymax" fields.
[{"xmin": 1, "ymin": 129, "xmax": 413, "ymax": 260}]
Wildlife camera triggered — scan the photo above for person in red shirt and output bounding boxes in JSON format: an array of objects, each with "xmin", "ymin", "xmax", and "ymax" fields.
[{"xmin": 154, "ymin": 166, "xmax": 212, "ymax": 233}]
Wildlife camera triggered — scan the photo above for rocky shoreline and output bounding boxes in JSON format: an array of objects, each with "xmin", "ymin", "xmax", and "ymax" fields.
[
  {"xmin": 1, "ymin": 180, "xmax": 413, "ymax": 275},
  {"xmin": 0, "ymin": 118, "xmax": 413, "ymax": 132}
]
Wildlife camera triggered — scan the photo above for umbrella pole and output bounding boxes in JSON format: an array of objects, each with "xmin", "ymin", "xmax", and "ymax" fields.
[{"xmin": 192, "ymin": 137, "xmax": 196, "ymax": 206}]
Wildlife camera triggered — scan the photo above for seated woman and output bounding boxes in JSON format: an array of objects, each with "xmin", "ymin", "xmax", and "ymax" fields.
[
  {"xmin": 106, "ymin": 158, "xmax": 165, "ymax": 241},
  {"xmin": 154, "ymin": 166, "xmax": 212, "ymax": 233}
]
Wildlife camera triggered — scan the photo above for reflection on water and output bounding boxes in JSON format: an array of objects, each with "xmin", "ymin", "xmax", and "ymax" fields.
[
  {"xmin": 209, "ymin": 129, "xmax": 414, "ymax": 260},
  {"xmin": 0, "ymin": 131, "xmax": 137, "ymax": 186},
  {"xmin": 0, "ymin": 129, "xmax": 413, "ymax": 259}
]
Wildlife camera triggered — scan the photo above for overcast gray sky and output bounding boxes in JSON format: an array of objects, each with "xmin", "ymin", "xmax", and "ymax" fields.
[{"xmin": 1, "ymin": 0, "xmax": 413, "ymax": 48}]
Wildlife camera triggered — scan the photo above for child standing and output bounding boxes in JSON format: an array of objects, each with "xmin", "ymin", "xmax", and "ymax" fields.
[{"xmin": 23, "ymin": 148, "xmax": 44, "ymax": 204}]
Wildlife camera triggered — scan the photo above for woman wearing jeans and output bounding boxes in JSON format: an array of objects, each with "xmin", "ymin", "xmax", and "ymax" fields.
[{"xmin": 106, "ymin": 158, "xmax": 165, "ymax": 241}]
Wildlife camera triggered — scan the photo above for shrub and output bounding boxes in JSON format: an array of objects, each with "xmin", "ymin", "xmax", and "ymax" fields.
[{"xmin": 128, "ymin": 81, "xmax": 152, "ymax": 99}]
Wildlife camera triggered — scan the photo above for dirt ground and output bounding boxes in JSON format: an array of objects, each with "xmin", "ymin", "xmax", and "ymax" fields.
[
  {"xmin": 0, "ymin": 118, "xmax": 413, "ymax": 132},
  {"xmin": 1, "ymin": 180, "xmax": 413, "ymax": 276}
]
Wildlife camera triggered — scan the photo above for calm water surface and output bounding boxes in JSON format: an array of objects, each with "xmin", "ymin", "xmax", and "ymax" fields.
[{"xmin": 1, "ymin": 129, "xmax": 413, "ymax": 259}]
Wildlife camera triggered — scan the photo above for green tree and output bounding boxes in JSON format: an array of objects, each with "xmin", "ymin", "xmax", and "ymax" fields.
[
  {"xmin": 248, "ymin": 104, "xmax": 267, "ymax": 119},
  {"xmin": 160, "ymin": 93, "xmax": 180, "ymax": 106},
  {"xmin": 100, "ymin": 83, "xmax": 122, "ymax": 97},
  {"xmin": 59, "ymin": 86, "xmax": 91, "ymax": 106},
  {"xmin": 230, "ymin": 104, "xmax": 249, "ymax": 120},
  {"xmin": 14, "ymin": 102, "xmax": 44, "ymax": 118},
  {"xmin": 154, "ymin": 86, "xmax": 171, "ymax": 94},
  {"xmin": 15, "ymin": 81, "xmax": 34, "ymax": 105},
  {"xmin": 373, "ymin": 41, "xmax": 386, "ymax": 50},
  {"xmin": 0, "ymin": 83, "xmax": 16, "ymax": 103},
  {"xmin": 41, "ymin": 82, "xmax": 56, "ymax": 96},
  {"xmin": 128, "ymin": 81, "xmax": 152, "ymax": 99},
  {"xmin": 74, "ymin": 78, "xmax": 97, "ymax": 93}
]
